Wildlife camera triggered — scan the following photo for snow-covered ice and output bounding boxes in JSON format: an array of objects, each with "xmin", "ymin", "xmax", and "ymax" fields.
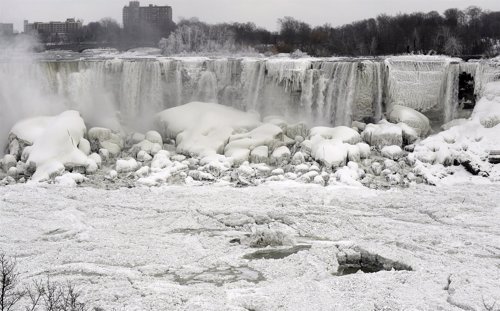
[{"xmin": 0, "ymin": 183, "xmax": 498, "ymax": 310}]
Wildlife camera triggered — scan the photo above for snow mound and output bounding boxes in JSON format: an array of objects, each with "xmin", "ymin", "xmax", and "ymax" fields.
[
  {"xmin": 156, "ymin": 102, "xmax": 261, "ymax": 157},
  {"xmin": 13, "ymin": 111, "xmax": 92, "ymax": 181}
]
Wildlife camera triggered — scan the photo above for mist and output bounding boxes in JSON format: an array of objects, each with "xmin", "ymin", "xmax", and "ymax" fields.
[{"xmin": 0, "ymin": 35, "xmax": 65, "ymax": 152}]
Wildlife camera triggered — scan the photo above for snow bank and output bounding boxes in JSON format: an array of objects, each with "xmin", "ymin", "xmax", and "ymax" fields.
[{"xmin": 156, "ymin": 102, "xmax": 261, "ymax": 157}]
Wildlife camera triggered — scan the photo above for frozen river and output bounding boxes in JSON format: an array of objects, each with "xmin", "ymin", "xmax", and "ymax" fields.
[{"xmin": 0, "ymin": 182, "xmax": 499, "ymax": 310}]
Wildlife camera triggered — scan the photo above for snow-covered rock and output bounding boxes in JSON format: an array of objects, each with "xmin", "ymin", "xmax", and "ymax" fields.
[
  {"xmin": 12, "ymin": 111, "xmax": 90, "ymax": 181},
  {"xmin": 226, "ymin": 123, "xmax": 284, "ymax": 162},
  {"xmin": 381, "ymin": 145, "xmax": 404, "ymax": 160},
  {"xmin": 137, "ymin": 150, "xmax": 153, "ymax": 162},
  {"xmin": 388, "ymin": 105, "xmax": 431, "ymax": 137},
  {"xmin": 311, "ymin": 136, "xmax": 348, "ymax": 168},
  {"xmin": 88, "ymin": 127, "xmax": 112, "ymax": 145},
  {"xmin": 2, "ymin": 154, "xmax": 17, "ymax": 172},
  {"xmin": 156, "ymin": 102, "xmax": 260, "ymax": 157},
  {"xmin": 357, "ymin": 142, "xmax": 371, "ymax": 159},
  {"xmin": 270, "ymin": 146, "xmax": 291, "ymax": 165},
  {"xmin": 310, "ymin": 126, "xmax": 362, "ymax": 144},
  {"xmin": 362, "ymin": 121, "xmax": 403, "ymax": 148},
  {"xmin": 130, "ymin": 132, "xmax": 146, "ymax": 144},
  {"xmin": 135, "ymin": 166, "xmax": 150, "ymax": 178},
  {"xmin": 9, "ymin": 116, "xmax": 53, "ymax": 145},
  {"xmin": 250, "ymin": 146, "xmax": 269, "ymax": 164},
  {"xmin": 286, "ymin": 122, "xmax": 309, "ymax": 139},
  {"xmin": 292, "ymin": 152, "xmax": 306, "ymax": 165},
  {"xmin": 145, "ymin": 130, "xmax": 163, "ymax": 145},
  {"xmin": 397, "ymin": 122, "xmax": 419, "ymax": 145},
  {"xmin": 78, "ymin": 138, "xmax": 91, "ymax": 156},
  {"xmin": 472, "ymin": 82, "xmax": 500, "ymax": 128},
  {"xmin": 55, "ymin": 173, "xmax": 87, "ymax": 187},
  {"xmin": 100, "ymin": 141, "xmax": 121, "ymax": 157},
  {"xmin": 116, "ymin": 158, "xmax": 140, "ymax": 173},
  {"xmin": 151, "ymin": 151, "xmax": 172, "ymax": 170}
]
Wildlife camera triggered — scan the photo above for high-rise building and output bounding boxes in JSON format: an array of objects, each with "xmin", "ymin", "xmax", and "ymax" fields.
[
  {"xmin": 123, "ymin": 1, "xmax": 173, "ymax": 35},
  {"xmin": 24, "ymin": 19, "xmax": 82, "ymax": 35},
  {"xmin": 0, "ymin": 23, "xmax": 14, "ymax": 36}
]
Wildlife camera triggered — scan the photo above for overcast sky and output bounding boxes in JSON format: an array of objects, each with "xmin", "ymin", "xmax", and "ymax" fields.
[{"xmin": 2, "ymin": 0, "xmax": 500, "ymax": 32}]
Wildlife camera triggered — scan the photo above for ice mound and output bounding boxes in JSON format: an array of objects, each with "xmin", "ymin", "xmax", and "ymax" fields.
[
  {"xmin": 388, "ymin": 105, "xmax": 431, "ymax": 137},
  {"xmin": 156, "ymin": 102, "xmax": 261, "ymax": 157},
  {"xmin": 11, "ymin": 111, "xmax": 93, "ymax": 181}
]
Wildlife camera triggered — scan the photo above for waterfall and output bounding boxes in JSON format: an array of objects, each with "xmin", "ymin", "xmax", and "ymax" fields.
[
  {"xmin": 442, "ymin": 62, "xmax": 460, "ymax": 123},
  {"xmin": 3, "ymin": 55, "xmax": 496, "ymax": 144}
]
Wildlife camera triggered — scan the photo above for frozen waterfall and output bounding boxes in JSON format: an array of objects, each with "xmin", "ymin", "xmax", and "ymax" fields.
[{"xmin": 1, "ymin": 55, "xmax": 499, "ymax": 138}]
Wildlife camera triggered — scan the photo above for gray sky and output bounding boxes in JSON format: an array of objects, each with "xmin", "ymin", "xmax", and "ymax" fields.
[{"xmin": 2, "ymin": 0, "xmax": 500, "ymax": 32}]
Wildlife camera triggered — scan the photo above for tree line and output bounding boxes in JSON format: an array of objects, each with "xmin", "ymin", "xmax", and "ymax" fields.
[
  {"xmin": 45, "ymin": 6, "xmax": 500, "ymax": 57},
  {"xmin": 275, "ymin": 6, "xmax": 500, "ymax": 57}
]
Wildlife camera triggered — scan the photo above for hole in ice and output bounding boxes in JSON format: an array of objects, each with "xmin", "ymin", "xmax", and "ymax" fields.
[
  {"xmin": 335, "ymin": 248, "xmax": 412, "ymax": 276},
  {"xmin": 243, "ymin": 245, "xmax": 311, "ymax": 260}
]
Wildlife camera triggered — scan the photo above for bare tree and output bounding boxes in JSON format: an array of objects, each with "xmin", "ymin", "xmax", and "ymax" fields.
[
  {"xmin": 0, "ymin": 253, "xmax": 25, "ymax": 311},
  {"xmin": 1, "ymin": 252, "xmax": 89, "ymax": 311}
]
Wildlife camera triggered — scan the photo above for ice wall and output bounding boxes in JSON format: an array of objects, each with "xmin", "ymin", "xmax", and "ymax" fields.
[{"xmin": 385, "ymin": 56, "xmax": 462, "ymax": 123}]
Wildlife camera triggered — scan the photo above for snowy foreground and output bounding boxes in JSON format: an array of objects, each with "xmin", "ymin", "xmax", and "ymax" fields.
[{"xmin": 0, "ymin": 182, "xmax": 499, "ymax": 310}]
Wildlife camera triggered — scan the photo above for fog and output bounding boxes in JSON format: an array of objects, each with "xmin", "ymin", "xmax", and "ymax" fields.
[{"xmin": 0, "ymin": 35, "xmax": 65, "ymax": 151}]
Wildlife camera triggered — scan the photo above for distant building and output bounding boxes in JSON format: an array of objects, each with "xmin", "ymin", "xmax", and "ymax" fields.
[
  {"xmin": 24, "ymin": 18, "xmax": 82, "ymax": 37},
  {"xmin": 0, "ymin": 23, "xmax": 14, "ymax": 36},
  {"xmin": 123, "ymin": 1, "xmax": 173, "ymax": 37}
]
